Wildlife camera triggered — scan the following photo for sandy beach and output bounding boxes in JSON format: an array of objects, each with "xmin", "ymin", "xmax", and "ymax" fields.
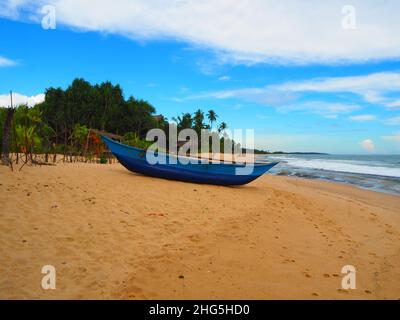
[{"xmin": 0, "ymin": 162, "xmax": 399, "ymax": 299}]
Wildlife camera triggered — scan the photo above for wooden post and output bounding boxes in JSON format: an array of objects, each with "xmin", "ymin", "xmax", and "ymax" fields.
[
  {"xmin": 85, "ymin": 128, "xmax": 91, "ymax": 163},
  {"xmin": 12, "ymin": 106, "xmax": 19, "ymax": 165}
]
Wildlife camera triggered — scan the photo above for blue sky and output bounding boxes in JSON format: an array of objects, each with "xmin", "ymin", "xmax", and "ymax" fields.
[{"xmin": 0, "ymin": 0, "xmax": 400, "ymax": 153}]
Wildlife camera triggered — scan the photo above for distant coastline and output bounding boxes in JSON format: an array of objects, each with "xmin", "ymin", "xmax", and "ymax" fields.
[{"xmin": 247, "ymin": 149, "xmax": 329, "ymax": 155}]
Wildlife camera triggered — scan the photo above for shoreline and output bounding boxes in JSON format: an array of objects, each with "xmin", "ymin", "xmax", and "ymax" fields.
[
  {"xmin": 7, "ymin": 152, "xmax": 399, "ymax": 195},
  {"xmin": 273, "ymin": 172, "xmax": 400, "ymax": 197},
  {"xmin": 264, "ymin": 154, "xmax": 400, "ymax": 196},
  {"xmin": 1, "ymin": 162, "xmax": 399, "ymax": 299}
]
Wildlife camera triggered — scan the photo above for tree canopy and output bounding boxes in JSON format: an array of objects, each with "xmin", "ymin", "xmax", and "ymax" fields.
[
  {"xmin": 1, "ymin": 78, "xmax": 233, "ymax": 156},
  {"xmin": 36, "ymin": 78, "xmax": 162, "ymax": 148}
]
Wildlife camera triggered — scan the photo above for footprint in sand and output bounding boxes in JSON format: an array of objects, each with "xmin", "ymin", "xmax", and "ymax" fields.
[
  {"xmin": 337, "ymin": 289, "xmax": 349, "ymax": 294},
  {"xmin": 187, "ymin": 234, "xmax": 201, "ymax": 242},
  {"xmin": 282, "ymin": 258, "xmax": 295, "ymax": 264},
  {"xmin": 124, "ymin": 285, "xmax": 143, "ymax": 298}
]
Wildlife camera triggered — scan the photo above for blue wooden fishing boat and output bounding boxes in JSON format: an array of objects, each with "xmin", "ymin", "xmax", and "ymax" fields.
[{"xmin": 102, "ymin": 136, "xmax": 278, "ymax": 185}]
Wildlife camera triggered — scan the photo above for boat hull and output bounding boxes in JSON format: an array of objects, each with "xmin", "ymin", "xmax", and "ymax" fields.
[{"xmin": 102, "ymin": 136, "xmax": 278, "ymax": 186}]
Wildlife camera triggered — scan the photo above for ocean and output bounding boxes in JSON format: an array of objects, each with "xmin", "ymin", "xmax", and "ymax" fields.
[{"xmin": 257, "ymin": 154, "xmax": 400, "ymax": 196}]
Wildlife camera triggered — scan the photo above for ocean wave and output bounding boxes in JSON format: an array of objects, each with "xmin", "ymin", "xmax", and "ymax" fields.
[{"xmin": 269, "ymin": 157, "xmax": 400, "ymax": 178}]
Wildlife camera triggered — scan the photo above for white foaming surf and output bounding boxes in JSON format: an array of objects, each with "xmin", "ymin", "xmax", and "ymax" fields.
[{"xmin": 268, "ymin": 156, "xmax": 400, "ymax": 178}]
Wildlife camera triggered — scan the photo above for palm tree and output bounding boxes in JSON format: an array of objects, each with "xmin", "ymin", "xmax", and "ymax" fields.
[
  {"xmin": 172, "ymin": 113, "xmax": 193, "ymax": 131},
  {"xmin": 207, "ymin": 109, "xmax": 218, "ymax": 130},
  {"xmin": 193, "ymin": 109, "xmax": 205, "ymax": 135},
  {"xmin": 218, "ymin": 122, "xmax": 227, "ymax": 136}
]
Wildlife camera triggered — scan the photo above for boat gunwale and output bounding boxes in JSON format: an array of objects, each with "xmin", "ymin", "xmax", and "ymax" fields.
[{"xmin": 102, "ymin": 135, "xmax": 278, "ymax": 168}]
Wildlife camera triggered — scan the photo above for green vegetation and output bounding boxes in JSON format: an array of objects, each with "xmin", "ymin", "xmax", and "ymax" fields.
[
  {"xmin": 123, "ymin": 132, "xmax": 152, "ymax": 150},
  {"xmin": 37, "ymin": 78, "xmax": 164, "ymax": 149},
  {"xmin": 0, "ymin": 78, "xmax": 236, "ymax": 161}
]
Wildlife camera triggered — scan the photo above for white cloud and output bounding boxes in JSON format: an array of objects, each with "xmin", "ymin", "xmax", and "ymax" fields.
[
  {"xmin": 2, "ymin": 0, "xmax": 400, "ymax": 65},
  {"xmin": 184, "ymin": 72, "xmax": 400, "ymax": 120},
  {"xmin": 384, "ymin": 116, "xmax": 400, "ymax": 125},
  {"xmin": 361, "ymin": 139, "xmax": 375, "ymax": 152},
  {"xmin": 277, "ymin": 101, "xmax": 360, "ymax": 118},
  {"xmin": 185, "ymin": 84, "xmax": 360, "ymax": 117},
  {"xmin": 0, "ymin": 92, "xmax": 45, "ymax": 107},
  {"xmin": 0, "ymin": 0, "xmax": 27, "ymax": 19},
  {"xmin": 181, "ymin": 71, "xmax": 400, "ymax": 117},
  {"xmin": 0, "ymin": 56, "xmax": 17, "ymax": 67},
  {"xmin": 218, "ymin": 76, "xmax": 231, "ymax": 81},
  {"xmin": 278, "ymin": 72, "xmax": 400, "ymax": 93},
  {"xmin": 276, "ymin": 72, "xmax": 400, "ymax": 109},
  {"xmin": 349, "ymin": 114, "xmax": 377, "ymax": 122},
  {"xmin": 255, "ymin": 134, "xmax": 314, "ymax": 152},
  {"xmin": 386, "ymin": 100, "xmax": 400, "ymax": 109},
  {"xmin": 382, "ymin": 133, "xmax": 400, "ymax": 142},
  {"xmin": 186, "ymin": 86, "xmax": 297, "ymax": 107}
]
